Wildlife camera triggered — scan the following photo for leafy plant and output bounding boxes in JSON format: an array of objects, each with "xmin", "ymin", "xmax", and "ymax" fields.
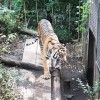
[
  {"xmin": 0, "ymin": 32, "xmax": 17, "ymax": 54},
  {"xmin": 0, "ymin": 63, "xmax": 15, "ymax": 100},
  {"xmin": 7, "ymin": 33, "xmax": 17, "ymax": 43},
  {"xmin": 77, "ymin": 78, "xmax": 100, "ymax": 99},
  {"xmin": 0, "ymin": 6, "xmax": 23, "ymax": 35}
]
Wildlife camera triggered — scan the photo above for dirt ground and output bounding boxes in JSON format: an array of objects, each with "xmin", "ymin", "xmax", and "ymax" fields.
[{"xmin": 0, "ymin": 34, "xmax": 89, "ymax": 100}]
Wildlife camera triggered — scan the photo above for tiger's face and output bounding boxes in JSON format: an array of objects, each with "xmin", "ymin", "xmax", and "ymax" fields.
[
  {"xmin": 58, "ymin": 47, "xmax": 67, "ymax": 62},
  {"xmin": 51, "ymin": 44, "xmax": 67, "ymax": 66}
]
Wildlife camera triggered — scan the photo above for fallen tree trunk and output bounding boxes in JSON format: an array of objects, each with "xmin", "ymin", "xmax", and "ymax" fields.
[
  {"xmin": 20, "ymin": 28, "xmax": 38, "ymax": 36},
  {"xmin": 0, "ymin": 56, "xmax": 43, "ymax": 71}
]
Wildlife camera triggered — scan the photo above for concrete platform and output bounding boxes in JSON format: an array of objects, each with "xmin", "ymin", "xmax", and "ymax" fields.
[
  {"xmin": 22, "ymin": 38, "xmax": 51, "ymax": 100},
  {"xmin": 22, "ymin": 39, "xmax": 42, "ymax": 66}
]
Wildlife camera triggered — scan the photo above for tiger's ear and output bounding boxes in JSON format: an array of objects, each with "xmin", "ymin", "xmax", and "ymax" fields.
[
  {"xmin": 53, "ymin": 45, "xmax": 57, "ymax": 49},
  {"xmin": 61, "ymin": 44, "xmax": 65, "ymax": 47}
]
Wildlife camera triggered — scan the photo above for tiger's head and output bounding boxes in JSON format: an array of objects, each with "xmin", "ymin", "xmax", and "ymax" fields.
[{"xmin": 51, "ymin": 44, "xmax": 67, "ymax": 67}]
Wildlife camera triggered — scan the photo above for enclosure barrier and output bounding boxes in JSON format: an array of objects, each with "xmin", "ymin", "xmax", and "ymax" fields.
[{"xmin": 50, "ymin": 67, "xmax": 61, "ymax": 100}]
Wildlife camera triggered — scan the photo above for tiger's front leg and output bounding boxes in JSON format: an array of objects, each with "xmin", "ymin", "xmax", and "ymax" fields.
[
  {"xmin": 42, "ymin": 56, "xmax": 51, "ymax": 79},
  {"xmin": 42, "ymin": 43, "xmax": 51, "ymax": 79}
]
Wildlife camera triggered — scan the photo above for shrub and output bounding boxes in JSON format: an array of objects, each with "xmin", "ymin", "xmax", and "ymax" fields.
[{"xmin": 0, "ymin": 63, "xmax": 15, "ymax": 100}]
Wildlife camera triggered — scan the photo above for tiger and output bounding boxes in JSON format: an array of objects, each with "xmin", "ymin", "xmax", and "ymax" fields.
[{"xmin": 38, "ymin": 19, "xmax": 67, "ymax": 79}]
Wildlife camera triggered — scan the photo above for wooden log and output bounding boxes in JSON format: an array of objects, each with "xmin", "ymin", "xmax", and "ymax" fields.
[
  {"xmin": 20, "ymin": 28, "xmax": 38, "ymax": 36},
  {"xmin": 50, "ymin": 67, "xmax": 61, "ymax": 100},
  {"xmin": 0, "ymin": 56, "xmax": 43, "ymax": 71}
]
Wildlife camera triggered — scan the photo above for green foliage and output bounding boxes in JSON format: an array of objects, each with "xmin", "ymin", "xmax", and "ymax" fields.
[
  {"xmin": 7, "ymin": 33, "xmax": 17, "ymax": 43},
  {"xmin": 77, "ymin": 0, "xmax": 92, "ymax": 33},
  {"xmin": 77, "ymin": 78, "xmax": 100, "ymax": 98},
  {"xmin": 0, "ymin": 7, "xmax": 23, "ymax": 35},
  {"xmin": 45, "ymin": 0, "xmax": 59, "ymax": 11},
  {"xmin": 1, "ymin": 0, "xmax": 88, "ymax": 41},
  {"xmin": 0, "ymin": 32, "xmax": 17, "ymax": 54},
  {"xmin": 0, "ymin": 63, "xmax": 15, "ymax": 100},
  {"xmin": 11, "ymin": 0, "xmax": 26, "ymax": 23},
  {"xmin": 54, "ymin": 26, "xmax": 71, "ymax": 41}
]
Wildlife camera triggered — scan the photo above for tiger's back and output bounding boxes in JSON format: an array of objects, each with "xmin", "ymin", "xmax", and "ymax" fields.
[{"xmin": 38, "ymin": 19, "xmax": 57, "ymax": 43}]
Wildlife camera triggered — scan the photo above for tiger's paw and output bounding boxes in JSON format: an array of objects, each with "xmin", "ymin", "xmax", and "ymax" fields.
[
  {"xmin": 55, "ymin": 65, "xmax": 61, "ymax": 69},
  {"xmin": 43, "ymin": 73, "xmax": 51, "ymax": 80}
]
